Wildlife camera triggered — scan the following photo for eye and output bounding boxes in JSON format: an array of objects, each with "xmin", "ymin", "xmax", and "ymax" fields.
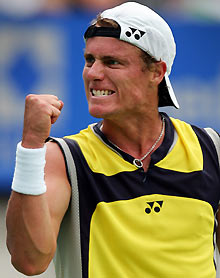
[
  {"xmin": 84, "ymin": 55, "xmax": 95, "ymax": 67},
  {"xmin": 105, "ymin": 59, "xmax": 120, "ymax": 66}
]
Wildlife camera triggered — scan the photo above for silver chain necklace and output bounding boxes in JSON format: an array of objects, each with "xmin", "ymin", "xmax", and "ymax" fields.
[
  {"xmin": 133, "ymin": 116, "xmax": 165, "ymax": 168},
  {"xmin": 100, "ymin": 116, "xmax": 165, "ymax": 169}
]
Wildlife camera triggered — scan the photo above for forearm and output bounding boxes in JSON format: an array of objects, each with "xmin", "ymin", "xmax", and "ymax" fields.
[{"xmin": 6, "ymin": 191, "xmax": 57, "ymax": 275}]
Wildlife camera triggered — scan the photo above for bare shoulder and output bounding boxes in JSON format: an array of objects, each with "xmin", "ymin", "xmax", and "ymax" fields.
[
  {"xmin": 45, "ymin": 140, "xmax": 71, "ymax": 194},
  {"xmin": 45, "ymin": 141, "xmax": 66, "ymax": 174}
]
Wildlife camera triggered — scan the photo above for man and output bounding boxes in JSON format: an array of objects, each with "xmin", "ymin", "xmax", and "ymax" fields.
[{"xmin": 6, "ymin": 2, "xmax": 220, "ymax": 278}]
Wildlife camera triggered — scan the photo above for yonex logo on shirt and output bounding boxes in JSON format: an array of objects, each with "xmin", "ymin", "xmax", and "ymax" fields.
[
  {"xmin": 145, "ymin": 201, "xmax": 163, "ymax": 214},
  {"xmin": 125, "ymin": 27, "xmax": 145, "ymax": 40}
]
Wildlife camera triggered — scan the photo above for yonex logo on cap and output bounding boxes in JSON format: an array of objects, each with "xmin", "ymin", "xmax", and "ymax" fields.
[{"xmin": 125, "ymin": 27, "xmax": 145, "ymax": 40}]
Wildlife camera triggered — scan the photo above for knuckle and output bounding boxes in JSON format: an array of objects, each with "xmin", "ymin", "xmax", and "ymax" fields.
[
  {"xmin": 26, "ymin": 94, "xmax": 40, "ymax": 104},
  {"xmin": 25, "ymin": 94, "xmax": 35, "ymax": 101},
  {"xmin": 52, "ymin": 95, "xmax": 58, "ymax": 100}
]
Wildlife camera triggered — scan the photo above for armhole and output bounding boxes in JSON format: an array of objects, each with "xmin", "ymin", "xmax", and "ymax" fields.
[
  {"xmin": 204, "ymin": 128, "xmax": 220, "ymax": 207},
  {"xmin": 204, "ymin": 129, "xmax": 220, "ymax": 273},
  {"xmin": 204, "ymin": 128, "xmax": 220, "ymax": 167},
  {"xmin": 48, "ymin": 137, "xmax": 83, "ymax": 278}
]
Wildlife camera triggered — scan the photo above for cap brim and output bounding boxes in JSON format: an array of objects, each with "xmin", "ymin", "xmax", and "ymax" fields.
[{"xmin": 158, "ymin": 73, "xmax": 179, "ymax": 109}]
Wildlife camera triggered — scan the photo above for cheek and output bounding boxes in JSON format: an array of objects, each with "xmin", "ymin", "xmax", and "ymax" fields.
[
  {"xmin": 82, "ymin": 66, "xmax": 87, "ymax": 81},
  {"xmin": 82, "ymin": 69, "xmax": 90, "ymax": 101},
  {"xmin": 119, "ymin": 73, "xmax": 144, "ymax": 93},
  {"xmin": 122, "ymin": 76, "xmax": 148, "ymax": 102},
  {"xmin": 82, "ymin": 68, "xmax": 89, "ymax": 89}
]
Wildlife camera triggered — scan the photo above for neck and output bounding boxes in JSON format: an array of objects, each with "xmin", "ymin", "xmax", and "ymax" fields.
[{"xmin": 101, "ymin": 112, "xmax": 165, "ymax": 162}]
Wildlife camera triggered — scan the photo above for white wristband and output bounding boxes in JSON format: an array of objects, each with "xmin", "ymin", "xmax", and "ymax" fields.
[{"xmin": 12, "ymin": 142, "xmax": 47, "ymax": 195}]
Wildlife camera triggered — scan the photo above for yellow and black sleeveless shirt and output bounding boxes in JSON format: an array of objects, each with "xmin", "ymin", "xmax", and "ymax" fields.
[{"xmin": 53, "ymin": 113, "xmax": 220, "ymax": 278}]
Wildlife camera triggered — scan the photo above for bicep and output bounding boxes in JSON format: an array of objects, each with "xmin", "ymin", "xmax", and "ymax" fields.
[{"xmin": 44, "ymin": 141, "xmax": 71, "ymax": 238}]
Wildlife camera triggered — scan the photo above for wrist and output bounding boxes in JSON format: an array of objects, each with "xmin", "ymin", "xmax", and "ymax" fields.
[
  {"xmin": 22, "ymin": 132, "xmax": 48, "ymax": 149},
  {"xmin": 11, "ymin": 142, "xmax": 47, "ymax": 195}
]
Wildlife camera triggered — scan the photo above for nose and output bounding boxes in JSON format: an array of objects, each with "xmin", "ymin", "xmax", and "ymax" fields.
[{"xmin": 86, "ymin": 61, "xmax": 105, "ymax": 81}]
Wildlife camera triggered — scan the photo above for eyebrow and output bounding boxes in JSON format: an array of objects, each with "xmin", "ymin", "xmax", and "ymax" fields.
[
  {"xmin": 84, "ymin": 53, "xmax": 93, "ymax": 58},
  {"xmin": 102, "ymin": 55, "xmax": 118, "ymax": 60},
  {"xmin": 84, "ymin": 53, "xmax": 122, "ymax": 61}
]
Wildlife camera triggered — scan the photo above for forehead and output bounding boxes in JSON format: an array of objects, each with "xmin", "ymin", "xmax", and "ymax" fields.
[{"xmin": 84, "ymin": 36, "xmax": 141, "ymax": 58}]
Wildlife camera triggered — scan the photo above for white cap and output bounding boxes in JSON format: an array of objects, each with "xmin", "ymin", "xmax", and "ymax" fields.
[{"xmin": 84, "ymin": 1, "xmax": 179, "ymax": 108}]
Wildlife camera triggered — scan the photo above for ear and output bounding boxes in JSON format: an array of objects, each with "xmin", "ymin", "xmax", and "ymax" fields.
[{"xmin": 151, "ymin": 61, "xmax": 167, "ymax": 85}]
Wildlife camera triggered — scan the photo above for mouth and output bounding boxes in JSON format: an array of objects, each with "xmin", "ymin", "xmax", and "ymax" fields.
[{"xmin": 91, "ymin": 89, "xmax": 115, "ymax": 96}]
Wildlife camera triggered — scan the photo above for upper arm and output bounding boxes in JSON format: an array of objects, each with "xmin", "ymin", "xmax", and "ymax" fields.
[{"xmin": 44, "ymin": 141, "xmax": 71, "ymax": 238}]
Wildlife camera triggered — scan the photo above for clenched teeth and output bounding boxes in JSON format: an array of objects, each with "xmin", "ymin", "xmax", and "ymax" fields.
[{"xmin": 91, "ymin": 89, "xmax": 114, "ymax": 96}]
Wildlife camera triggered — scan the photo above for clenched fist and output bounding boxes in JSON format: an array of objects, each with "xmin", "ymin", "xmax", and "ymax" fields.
[{"xmin": 22, "ymin": 94, "xmax": 64, "ymax": 149}]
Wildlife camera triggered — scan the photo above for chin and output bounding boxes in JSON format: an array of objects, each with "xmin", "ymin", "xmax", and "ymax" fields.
[
  {"xmin": 89, "ymin": 109, "xmax": 105, "ymax": 119},
  {"xmin": 89, "ymin": 108, "xmax": 115, "ymax": 119},
  {"xmin": 88, "ymin": 104, "xmax": 118, "ymax": 119}
]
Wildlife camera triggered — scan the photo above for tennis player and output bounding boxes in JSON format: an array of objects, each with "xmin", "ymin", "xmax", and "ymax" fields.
[{"xmin": 6, "ymin": 2, "xmax": 220, "ymax": 278}]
